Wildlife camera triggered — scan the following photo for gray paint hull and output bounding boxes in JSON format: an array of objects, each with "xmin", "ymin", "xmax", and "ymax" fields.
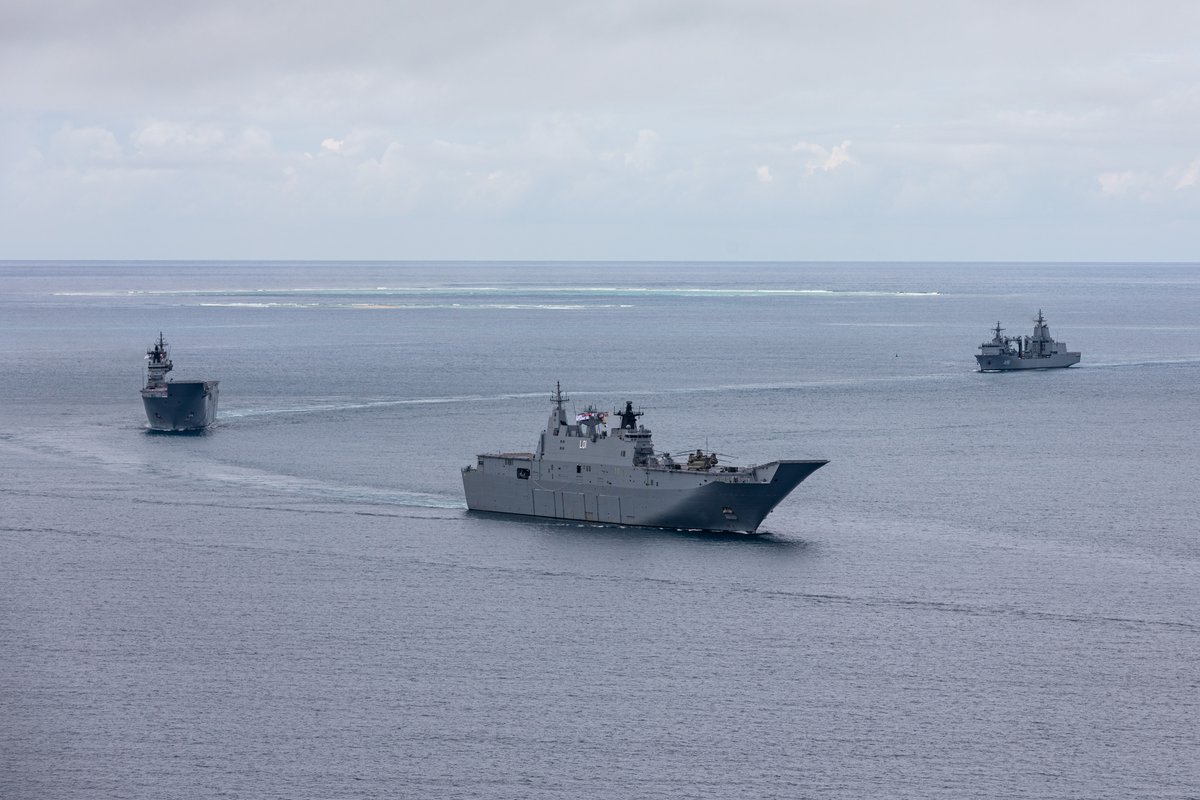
[
  {"xmin": 976, "ymin": 353, "xmax": 1080, "ymax": 371},
  {"xmin": 142, "ymin": 380, "xmax": 219, "ymax": 431},
  {"xmin": 462, "ymin": 458, "xmax": 827, "ymax": 534}
]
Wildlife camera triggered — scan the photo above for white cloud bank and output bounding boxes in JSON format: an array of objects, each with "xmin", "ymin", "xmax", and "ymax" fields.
[
  {"xmin": 1, "ymin": 1, "xmax": 1199, "ymax": 260},
  {"xmin": 1097, "ymin": 156, "xmax": 1200, "ymax": 201}
]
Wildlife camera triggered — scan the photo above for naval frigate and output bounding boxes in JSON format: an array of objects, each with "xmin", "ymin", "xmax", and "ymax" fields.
[
  {"xmin": 462, "ymin": 385, "xmax": 828, "ymax": 533},
  {"xmin": 976, "ymin": 310, "xmax": 1081, "ymax": 372},
  {"xmin": 141, "ymin": 333, "xmax": 219, "ymax": 431}
]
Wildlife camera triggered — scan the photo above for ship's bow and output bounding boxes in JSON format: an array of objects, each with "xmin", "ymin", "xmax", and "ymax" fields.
[{"xmin": 646, "ymin": 459, "xmax": 829, "ymax": 534}]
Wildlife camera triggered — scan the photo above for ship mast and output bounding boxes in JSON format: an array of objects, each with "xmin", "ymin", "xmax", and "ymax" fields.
[
  {"xmin": 1032, "ymin": 309, "xmax": 1049, "ymax": 356},
  {"xmin": 145, "ymin": 332, "xmax": 173, "ymax": 388},
  {"xmin": 617, "ymin": 400, "xmax": 643, "ymax": 430},
  {"xmin": 551, "ymin": 381, "xmax": 570, "ymax": 426}
]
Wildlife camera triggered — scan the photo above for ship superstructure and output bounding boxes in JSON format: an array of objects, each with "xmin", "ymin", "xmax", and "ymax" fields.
[
  {"xmin": 976, "ymin": 311, "xmax": 1080, "ymax": 372},
  {"xmin": 462, "ymin": 384, "xmax": 827, "ymax": 533},
  {"xmin": 140, "ymin": 333, "xmax": 219, "ymax": 431}
]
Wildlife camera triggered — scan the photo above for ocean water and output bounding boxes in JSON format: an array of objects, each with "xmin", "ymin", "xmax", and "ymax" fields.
[{"xmin": 1, "ymin": 261, "xmax": 1197, "ymax": 799}]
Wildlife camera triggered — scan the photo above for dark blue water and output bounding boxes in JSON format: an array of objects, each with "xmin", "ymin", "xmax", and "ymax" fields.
[{"xmin": 2, "ymin": 261, "xmax": 1198, "ymax": 799}]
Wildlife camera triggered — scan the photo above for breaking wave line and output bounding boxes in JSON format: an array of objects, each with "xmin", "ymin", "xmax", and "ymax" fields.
[{"xmin": 55, "ymin": 286, "xmax": 940, "ymax": 299}]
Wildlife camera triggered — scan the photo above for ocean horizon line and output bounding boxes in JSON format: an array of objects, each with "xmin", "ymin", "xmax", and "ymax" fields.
[{"xmin": 4, "ymin": 258, "xmax": 1199, "ymax": 266}]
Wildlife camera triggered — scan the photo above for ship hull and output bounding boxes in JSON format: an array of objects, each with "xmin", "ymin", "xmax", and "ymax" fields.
[
  {"xmin": 462, "ymin": 459, "xmax": 827, "ymax": 534},
  {"xmin": 142, "ymin": 381, "xmax": 219, "ymax": 431},
  {"xmin": 976, "ymin": 353, "xmax": 1080, "ymax": 372}
]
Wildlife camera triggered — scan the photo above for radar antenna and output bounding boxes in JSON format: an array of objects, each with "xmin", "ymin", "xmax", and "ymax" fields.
[{"xmin": 617, "ymin": 400, "xmax": 643, "ymax": 430}]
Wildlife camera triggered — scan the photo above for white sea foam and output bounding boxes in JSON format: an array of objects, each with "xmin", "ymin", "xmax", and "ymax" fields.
[
  {"xmin": 54, "ymin": 286, "xmax": 939, "ymax": 299},
  {"xmin": 4, "ymin": 427, "xmax": 466, "ymax": 510},
  {"xmin": 198, "ymin": 302, "xmax": 321, "ymax": 308},
  {"xmin": 220, "ymin": 392, "xmax": 549, "ymax": 419},
  {"xmin": 1080, "ymin": 357, "xmax": 1200, "ymax": 368},
  {"xmin": 220, "ymin": 376, "xmax": 971, "ymax": 423},
  {"xmin": 189, "ymin": 462, "xmax": 465, "ymax": 509},
  {"xmin": 196, "ymin": 301, "xmax": 633, "ymax": 311}
]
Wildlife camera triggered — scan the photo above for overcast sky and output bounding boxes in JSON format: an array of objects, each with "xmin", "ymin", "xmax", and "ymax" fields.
[{"xmin": 2, "ymin": 0, "xmax": 1198, "ymax": 261}]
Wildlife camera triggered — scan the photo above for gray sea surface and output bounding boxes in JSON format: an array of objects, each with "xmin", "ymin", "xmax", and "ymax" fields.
[{"xmin": 1, "ymin": 261, "xmax": 1198, "ymax": 799}]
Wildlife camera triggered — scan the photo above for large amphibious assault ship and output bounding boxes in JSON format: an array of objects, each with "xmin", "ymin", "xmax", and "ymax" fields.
[
  {"xmin": 141, "ymin": 333, "xmax": 219, "ymax": 431},
  {"xmin": 462, "ymin": 385, "xmax": 828, "ymax": 533},
  {"xmin": 976, "ymin": 310, "xmax": 1081, "ymax": 372}
]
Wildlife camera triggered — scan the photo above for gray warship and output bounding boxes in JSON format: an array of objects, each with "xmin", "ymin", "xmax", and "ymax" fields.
[
  {"xmin": 141, "ymin": 333, "xmax": 219, "ymax": 431},
  {"xmin": 462, "ymin": 385, "xmax": 828, "ymax": 533},
  {"xmin": 976, "ymin": 310, "xmax": 1080, "ymax": 372}
]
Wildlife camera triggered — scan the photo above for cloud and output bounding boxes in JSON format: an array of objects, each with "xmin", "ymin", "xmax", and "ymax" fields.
[
  {"xmin": 4, "ymin": 2, "xmax": 1200, "ymax": 258},
  {"xmin": 1098, "ymin": 156, "xmax": 1200, "ymax": 201},
  {"xmin": 1097, "ymin": 171, "xmax": 1141, "ymax": 197},
  {"xmin": 524, "ymin": 115, "xmax": 596, "ymax": 162},
  {"xmin": 793, "ymin": 140, "xmax": 856, "ymax": 175},
  {"xmin": 233, "ymin": 127, "xmax": 274, "ymax": 159},
  {"xmin": 49, "ymin": 125, "xmax": 123, "ymax": 165},
  {"xmin": 134, "ymin": 121, "xmax": 225, "ymax": 157},
  {"xmin": 623, "ymin": 129, "xmax": 659, "ymax": 170},
  {"xmin": 461, "ymin": 169, "xmax": 533, "ymax": 210},
  {"xmin": 1176, "ymin": 157, "xmax": 1200, "ymax": 190}
]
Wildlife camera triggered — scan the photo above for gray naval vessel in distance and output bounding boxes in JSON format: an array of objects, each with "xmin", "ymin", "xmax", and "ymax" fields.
[
  {"xmin": 462, "ymin": 384, "xmax": 828, "ymax": 534},
  {"xmin": 141, "ymin": 333, "xmax": 219, "ymax": 431},
  {"xmin": 976, "ymin": 310, "xmax": 1081, "ymax": 372}
]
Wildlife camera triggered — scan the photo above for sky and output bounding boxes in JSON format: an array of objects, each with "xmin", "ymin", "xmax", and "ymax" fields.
[{"xmin": 1, "ymin": 0, "xmax": 1198, "ymax": 261}]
